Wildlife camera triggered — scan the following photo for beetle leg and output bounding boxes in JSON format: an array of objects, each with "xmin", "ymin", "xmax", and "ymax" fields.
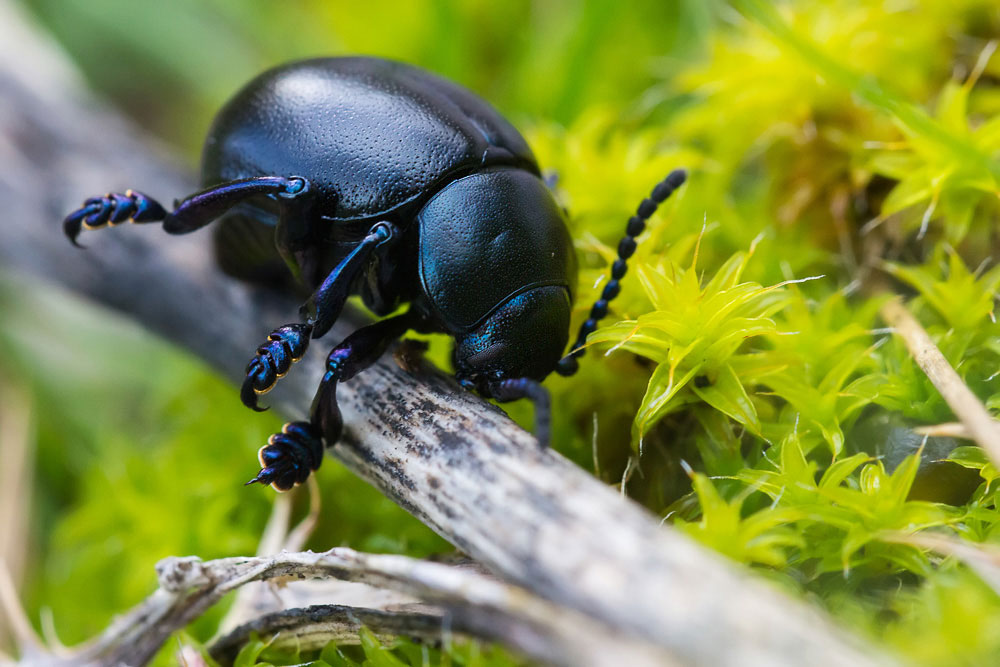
[
  {"xmin": 240, "ymin": 323, "xmax": 313, "ymax": 411},
  {"xmin": 246, "ymin": 421, "xmax": 324, "ymax": 492},
  {"xmin": 555, "ymin": 168, "xmax": 687, "ymax": 377},
  {"xmin": 490, "ymin": 378, "xmax": 552, "ymax": 448},
  {"xmin": 237, "ymin": 220, "xmax": 399, "ymax": 414},
  {"xmin": 300, "ymin": 220, "xmax": 397, "ymax": 339},
  {"xmin": 164, "ymin": 176, "xmax": 309, "ymax": 234},
  {"xmin": 64, "ymin": 176, "xmax": 309, "ymax": 246},
  {"xmin": 246, "ymin": 311, "xmax": 419, "ymax": 491}
]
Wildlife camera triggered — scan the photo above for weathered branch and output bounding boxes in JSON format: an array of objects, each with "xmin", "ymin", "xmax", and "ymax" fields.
[
  {"xmin": 53, "ymin": 548, "xmax": 675, "ymax": 667},
  {"xmin": 210, "ymin": 604, "xmax": 450, "ymax": 662},
  {"xmin": 0, "ymin": 1, "xmax": 894, "ymax": 665}
]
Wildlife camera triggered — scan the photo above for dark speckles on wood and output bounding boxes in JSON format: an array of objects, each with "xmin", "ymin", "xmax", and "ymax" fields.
[
  {"xmin": 435, "ymin": 425, "xmax": 467, "ymax": 451},
  {"xmin": 382, "ymin": 455, "xmax": 417, "ymax": 492}
]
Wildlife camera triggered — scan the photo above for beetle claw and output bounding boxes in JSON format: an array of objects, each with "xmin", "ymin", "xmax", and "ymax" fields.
[
  {"xmin": 244, "ymin": 471, "xmax": 268, "ymax": 486},
  {"xmin": 244, "ymin": 467, "xmax": 291, "ymax": 491},
  {"xmin": 240, "ymin": 324, "xmax": 312, "ymax": 411},
  {"xmin": 63, "ymin": 190, "xmax": 167, "ymax": 247},
  {"xmin": 246, "ymin": 421, "xmax": 323, "ymax": 493},
  {"xmin": 240, "ymin": 374, "xmax": 268, "ymax": 412},
  {"xmin": 63, "ymin": 207, "xmax": 96, "ymax": 248}
]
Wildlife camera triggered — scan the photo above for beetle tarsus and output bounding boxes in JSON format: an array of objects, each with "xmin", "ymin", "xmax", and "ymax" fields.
[
  {"xmin": 63, "ymin": 190, "xmax": 167, "ymax": 247},
  {"xmin": 240, "ymin": 323, "xmax": 313, "ymax": 411},
  {"xmin": 247, "ymin": 421, "xmax": 323, "ymax": 491},
  {"xmin": 248, "ymin": 313, "xmax": 417, "ymax": 492}
]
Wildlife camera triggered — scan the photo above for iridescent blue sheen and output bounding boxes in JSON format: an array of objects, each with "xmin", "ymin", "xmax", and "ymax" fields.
[
  {"xmin": 63, "ymin": 190, "xmax": 166, "ymax": 246},
  {"xmin": 239, "ymin": 323, "xmax": 312, "ymax": 411},
  {"xmin": 303, "ymin": 221, "xmax": 394, "ymax": 338},
  {"xmin": 247, "ymin": 420, "xmax": 322, "ymax": 491}
]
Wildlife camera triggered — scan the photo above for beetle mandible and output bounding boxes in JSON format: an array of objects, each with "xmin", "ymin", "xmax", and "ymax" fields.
[{"xmin": 64, "ymin": 57, "xmax": 686, "ymax": 491}]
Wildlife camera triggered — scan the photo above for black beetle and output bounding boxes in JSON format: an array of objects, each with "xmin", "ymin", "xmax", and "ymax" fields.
[{"xmin": 64, "ymin": 57, "xmax": 686, "ymax": 491}]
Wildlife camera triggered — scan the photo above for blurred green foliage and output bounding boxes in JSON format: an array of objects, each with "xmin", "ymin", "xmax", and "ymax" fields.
[{"xmin": 5, "ymin": 0, "xmax": 1000, "ymax": 664}]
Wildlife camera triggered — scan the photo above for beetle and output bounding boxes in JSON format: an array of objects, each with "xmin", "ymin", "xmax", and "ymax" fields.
[{"xmin": 63, "ymin": 56, "xmax": 686, "ymax": 491}]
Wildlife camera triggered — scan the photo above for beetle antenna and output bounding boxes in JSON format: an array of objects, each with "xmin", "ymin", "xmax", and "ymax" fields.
[{"xmin": 555, "ymin": 168, "xmax": 686, "ymax": 377}]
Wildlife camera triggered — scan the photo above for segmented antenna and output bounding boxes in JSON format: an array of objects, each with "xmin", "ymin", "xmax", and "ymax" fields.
[{"xmin": 555, "ymin": 168, "xmax": 687, "ymax": 377}]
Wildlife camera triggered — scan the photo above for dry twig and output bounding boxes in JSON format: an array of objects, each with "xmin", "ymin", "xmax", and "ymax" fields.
[
  {"xmin": 880, "ymin": 298, "xmax": 1000, "ymax": 467},
  {"xmin": 37, "ymin": 548, "xmax": 678, "ymax": 667}
]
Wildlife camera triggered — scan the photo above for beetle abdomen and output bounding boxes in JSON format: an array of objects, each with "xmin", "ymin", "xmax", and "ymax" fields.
[
  {"xmin": 417, "ymin": 168, "xmax": 577, "ymax": 332},
  {"xmin": 202, "ymin": 57, "xmax": 538, "ymax": 224}
]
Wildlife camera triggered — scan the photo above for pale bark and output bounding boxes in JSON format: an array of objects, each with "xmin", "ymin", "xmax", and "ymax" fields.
[{"xmin": 48, "ymin": 549, "xmax": 678, "ymax": 667}]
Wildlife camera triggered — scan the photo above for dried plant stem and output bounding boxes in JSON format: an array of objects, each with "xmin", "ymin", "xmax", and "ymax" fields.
[
  {"xmin": 209, "ymin": 604, "xmax": 456, "ymax": 662},
  {"xmin": 52, "ymin": 549, "xmax": 678, "ymax": 667},
  {"xmin": 880, "ymin": 298, "xmax": 1000, "ymax": 467},
  {"xmin": 0, "ymin": 386, "xmax": 33, "ymax": 656},
  {"xmin": 886, "ymin": 533, "xmax": 1000, "ymax": 595}
]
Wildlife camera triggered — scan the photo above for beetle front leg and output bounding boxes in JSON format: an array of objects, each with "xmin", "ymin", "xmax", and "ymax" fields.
[
  {"xmin": 63, "ymin": 176, "xmax": 309, "ymax": 246},
  {"xmin": 246, "ymin": 312, "xmax": 418, "ymax": 491}
]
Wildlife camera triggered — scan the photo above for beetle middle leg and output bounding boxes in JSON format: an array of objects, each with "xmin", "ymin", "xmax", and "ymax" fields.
[
  {"xmin": 239, "ymin": 220, "xmax": 398, "ymax": 410},
  {"xmin": 246, "ymin": 311, "xmax": 421, "ymax": 491}
]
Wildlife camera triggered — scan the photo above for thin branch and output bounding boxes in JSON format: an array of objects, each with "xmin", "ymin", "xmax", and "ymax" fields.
[
  {"xmin": 880, "ymin": 298, "xmax": 1000, "ymax": 467},
  {"xmin": 0, "ymin": 385, "xmax": 34, "ymax": 657},
  {"xmin": 209, "ymin": 604, "xmax": 453, "ymax": 662},
  {"xmin": 912, "ymin": 421, "xmax": 1000, "ymax": 440},
  {"xmin": 0, "ymin": 565, "xmax": 42, "ymax": 659},
  {"xmin": 54, "ymin": 549, "xmax": 679, "ymax": 667}
]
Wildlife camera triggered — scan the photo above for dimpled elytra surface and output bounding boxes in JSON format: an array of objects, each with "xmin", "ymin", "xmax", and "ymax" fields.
[
  {"xmin": 417, "ymin": 169, "xmax": 576, "ymax": 331},
  {"xmin": 202, "ymin": 57, "xmax": 537, "ymax": 223}
]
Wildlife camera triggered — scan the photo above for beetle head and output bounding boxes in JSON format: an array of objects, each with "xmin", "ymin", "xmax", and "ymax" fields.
[{"xmin": 453, "ymin": 284, "xmax": 571, "ymax": 396}]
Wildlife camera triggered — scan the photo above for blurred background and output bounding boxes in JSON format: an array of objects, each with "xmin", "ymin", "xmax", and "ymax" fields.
[{"xmin": 3, "ymin": 0, "xmax": 1000, "ymax": 665}]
